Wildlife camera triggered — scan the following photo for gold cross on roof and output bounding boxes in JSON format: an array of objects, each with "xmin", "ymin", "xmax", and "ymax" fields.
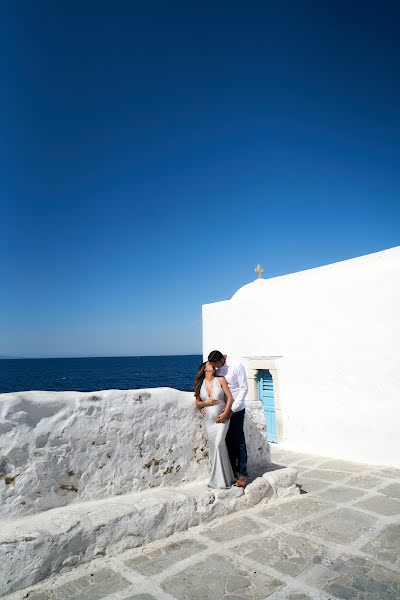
[{"xmin": 255, "ymin": 264, "xmax": 264, "ymax": 279}]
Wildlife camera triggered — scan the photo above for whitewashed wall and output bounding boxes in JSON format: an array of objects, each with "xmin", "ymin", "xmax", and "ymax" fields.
[
  {"xmin": 0, "ymin": 388, "xmax": 269, "ymax": 519},
  {"xmin": 203, "ymin": 246, "xmax": 400, "ymax": 467}
]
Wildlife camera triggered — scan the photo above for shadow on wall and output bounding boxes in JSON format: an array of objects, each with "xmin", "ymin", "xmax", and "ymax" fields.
[{"xmin": 244, "ymin": 408, "xmax": 271, "ymax": 476}]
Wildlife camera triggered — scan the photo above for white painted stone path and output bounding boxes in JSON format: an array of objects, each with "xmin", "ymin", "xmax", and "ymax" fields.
[{"xmin": 3, "ymin": 446, "xmax": 400, "ymax": 600}]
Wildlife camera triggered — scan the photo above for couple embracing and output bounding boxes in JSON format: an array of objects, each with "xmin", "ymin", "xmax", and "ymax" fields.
[{"xmin": 194, "ymin": 350, "xmax": 248, "ymax": 489}]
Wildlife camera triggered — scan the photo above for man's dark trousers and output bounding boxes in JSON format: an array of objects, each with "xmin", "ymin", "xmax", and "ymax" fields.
[{"xmin": 226, "ymin": 408, "xmax": 248, "ymax": 477}]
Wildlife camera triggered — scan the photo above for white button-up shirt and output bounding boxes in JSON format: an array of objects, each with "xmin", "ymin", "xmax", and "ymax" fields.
[{"xmin": 215, "ymin": 358, "xmax": 248, "ymax": 413}]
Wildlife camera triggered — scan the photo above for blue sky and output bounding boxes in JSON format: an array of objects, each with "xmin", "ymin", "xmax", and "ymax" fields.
[{"xmin": 1, "ymin": 1, "xmax": 399, "ymax": 358}]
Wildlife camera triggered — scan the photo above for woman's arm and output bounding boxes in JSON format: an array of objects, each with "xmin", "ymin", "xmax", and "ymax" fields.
[
  {"xmin": 216, "ymin": 377, "xmax": 234, "ymax": 422},
  {"xmin": 194, "ymin": 395, "xmax": 219, "ymax": 409}
]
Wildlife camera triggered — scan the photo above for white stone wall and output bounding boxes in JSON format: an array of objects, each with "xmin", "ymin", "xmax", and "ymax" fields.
[
  {"xmin": 203, "ymin": 246, "xmax": 400, "ymax": 467},
  {"xmin": 0, "ymin": 387, "xmax": 270, "ymax": 519}
]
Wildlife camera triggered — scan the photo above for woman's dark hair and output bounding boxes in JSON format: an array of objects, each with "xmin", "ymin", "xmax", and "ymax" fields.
[
  {"xmin": 208, "ymin": 350, "xmax": 223, "ymax": 363},
  {"xmin": 194, "ymin": 362, "xmax": 207, "ymax": 398}
]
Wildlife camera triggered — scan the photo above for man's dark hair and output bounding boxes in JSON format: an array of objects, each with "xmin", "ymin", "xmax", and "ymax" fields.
[{"xmin": 208, "ymin": 350, "xmax": 224, "ymax": 363}]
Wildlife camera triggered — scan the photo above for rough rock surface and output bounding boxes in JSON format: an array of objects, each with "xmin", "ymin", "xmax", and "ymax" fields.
[
  {"xmin": 0, "ymin": 388, "xmax": 270, "ymax": 519},
  {"xmin": 0, "ymin": 468, "xmax": 298, "ymax": 596}
]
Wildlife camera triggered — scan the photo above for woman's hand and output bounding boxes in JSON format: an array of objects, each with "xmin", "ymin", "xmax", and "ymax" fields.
[
  {"xmin": 205, "ymin": 398, "xmax": 219, "ymax": 407},
  {"xmin": 216, "ymin": 411, "xmax": 230, "ymax": 423}
]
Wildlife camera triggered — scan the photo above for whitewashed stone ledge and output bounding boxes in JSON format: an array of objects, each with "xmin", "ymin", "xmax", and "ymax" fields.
[
  {"xmin": 0, "ymin": 388, "xmax": 270, "ymax": 519},
  {"xmin": 0, "ymin": 387, "xmax": 296, "ymax": 596},
  {"xmin": 0, "ymin": 467, "xmax": 298, "ymax": 596}
]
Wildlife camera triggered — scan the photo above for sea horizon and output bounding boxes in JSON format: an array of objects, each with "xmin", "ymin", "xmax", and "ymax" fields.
[
  {"xmin": 0, "ymin": 352, "xmax": 202, "ymax": 360},
  {"xmin": 0, "ymin": 354, "xmax": 203, "ymax": 394}
]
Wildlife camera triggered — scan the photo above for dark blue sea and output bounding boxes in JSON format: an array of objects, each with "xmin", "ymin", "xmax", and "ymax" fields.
[{"xmin": 0, "ymin": 355, "xmax": 203, "ymax": 394}]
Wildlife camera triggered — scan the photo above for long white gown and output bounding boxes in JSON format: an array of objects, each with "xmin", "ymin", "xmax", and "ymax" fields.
[{"xmin": 201, "ymin": 377, "xmax": 234, "ymax": 488}]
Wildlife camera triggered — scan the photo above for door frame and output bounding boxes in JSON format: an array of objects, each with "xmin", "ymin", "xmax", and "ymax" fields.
[{"xmin": 244, "ymin": 356, "xmax": 284, "ymax": 443}]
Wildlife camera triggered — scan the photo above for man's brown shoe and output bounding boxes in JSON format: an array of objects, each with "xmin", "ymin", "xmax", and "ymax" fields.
[{"xmin": 234, "ymin": 476, "xmax": 248, "ymax": 488}]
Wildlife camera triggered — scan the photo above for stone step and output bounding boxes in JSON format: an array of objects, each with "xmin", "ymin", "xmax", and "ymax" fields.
[{"xmin": 0, "ymin": 467, "xmax": 297, "ymax": 596}]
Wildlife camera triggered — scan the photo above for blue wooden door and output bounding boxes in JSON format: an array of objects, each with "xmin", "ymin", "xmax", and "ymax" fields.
[{"xmin": 257, "ymin": 370, "xmax": 278, "ymax": 443}]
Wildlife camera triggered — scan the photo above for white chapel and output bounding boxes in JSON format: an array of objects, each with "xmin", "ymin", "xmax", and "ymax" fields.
[{"xmin": 202, "ymin": 246, "xmax": 400, "ymax": 467}]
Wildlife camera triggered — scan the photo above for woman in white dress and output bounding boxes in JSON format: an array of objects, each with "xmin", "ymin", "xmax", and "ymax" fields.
[{"xmin": 194, "ymin": 361, "xmax": 234, "ymax": 488}]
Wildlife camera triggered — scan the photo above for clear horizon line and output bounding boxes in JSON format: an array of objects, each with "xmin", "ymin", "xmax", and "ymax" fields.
[{"xmin": 0, "ymin": 352, "xmax": 203, "ymax": 360}]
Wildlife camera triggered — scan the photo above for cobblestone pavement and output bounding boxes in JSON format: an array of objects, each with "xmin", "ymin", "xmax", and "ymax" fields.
[{"xmin": 5, "ymin": 447, "xmax": 400, "ymax": 600}]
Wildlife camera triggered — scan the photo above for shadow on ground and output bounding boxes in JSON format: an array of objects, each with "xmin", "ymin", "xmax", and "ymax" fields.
[{"xmin": 248, "ymin": 460, "xmax": 307, "ymax": 494}]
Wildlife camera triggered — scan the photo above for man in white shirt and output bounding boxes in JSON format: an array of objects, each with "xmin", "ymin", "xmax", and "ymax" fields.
[{"xmin": 208, "ymin": 350, "xmax": 248, "ymax": 487}]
